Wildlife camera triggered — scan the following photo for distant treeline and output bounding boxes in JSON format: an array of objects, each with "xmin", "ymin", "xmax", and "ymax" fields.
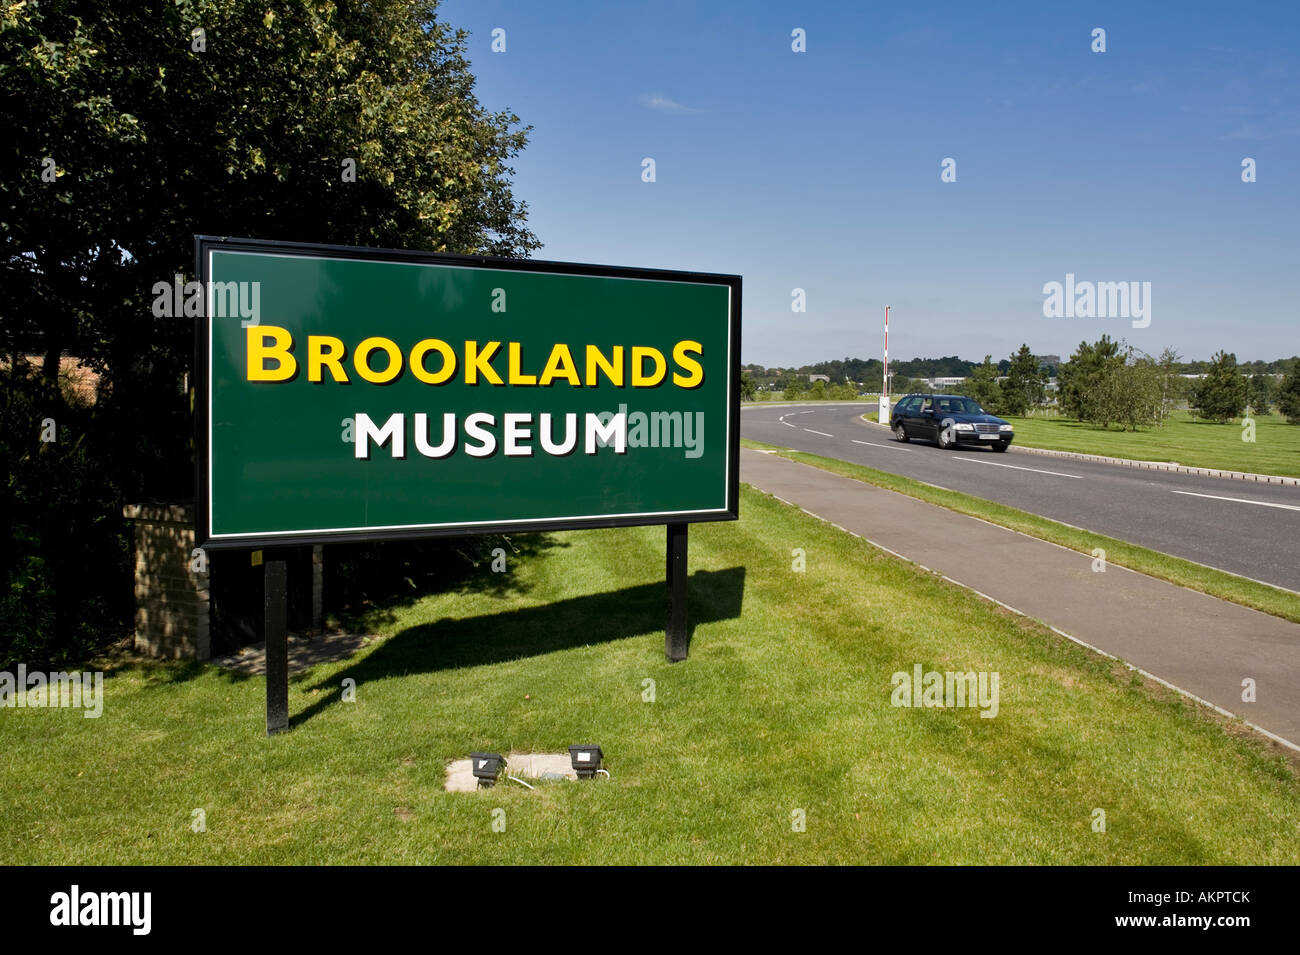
[
  {"xmin": 742, "ymin": 342, "xmax": 1300, "ymax": 429},
  {"xmin": 745, "ymin": 355, "xmax": 1296, "ymax": 382}
]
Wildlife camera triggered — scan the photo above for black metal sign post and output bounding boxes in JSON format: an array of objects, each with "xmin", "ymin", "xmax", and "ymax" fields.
[
  {"xmin": 265, "ymin": 557, "xmax": 289, "ymax": 735},
  {"xmin": 666, "ymin": 523, "xmax": 689, "ymax": 661}
]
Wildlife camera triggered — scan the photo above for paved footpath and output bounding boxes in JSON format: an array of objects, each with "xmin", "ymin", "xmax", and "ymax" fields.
[{"xmin": 741, "ymin": 448, "xmax": 1300, "ymax": 750}]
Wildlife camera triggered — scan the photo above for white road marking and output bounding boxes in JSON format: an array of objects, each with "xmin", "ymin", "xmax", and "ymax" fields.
[
  {"xmin": 951, "ymin": 456, "xmax": 1083, "ymax": 479},
  {"xmin": 852, "ymin": 439, "xmax": 911, "ymax": 452},
  {"xmin": 781, "ymin": 421, "xmax": 796, "ymax": 428},
  {"xmin": 804, "ymin": 428, "xmax": 833, "ymax": 437},
  {"xmin": 1170, "ymin": 489, "xmax": 1300, "ymax": 512}
]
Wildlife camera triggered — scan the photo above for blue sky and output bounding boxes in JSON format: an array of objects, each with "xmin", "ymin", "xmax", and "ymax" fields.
[{"xmin": 441, "ymin": 0, "xmax": 1298, "ymax": 367}]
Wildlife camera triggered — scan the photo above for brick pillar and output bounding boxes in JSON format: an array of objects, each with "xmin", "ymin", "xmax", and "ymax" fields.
[{"xmin": 122, "ymin": 504, "xmax": 210, "ymax": 660}]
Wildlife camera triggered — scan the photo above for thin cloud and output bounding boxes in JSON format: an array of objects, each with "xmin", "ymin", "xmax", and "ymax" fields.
[{"xmin": 640, "ymin": 92, "xmax": 702, "ymax": 114}]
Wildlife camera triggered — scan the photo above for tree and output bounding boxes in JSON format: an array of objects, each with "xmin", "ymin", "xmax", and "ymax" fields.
[
  {"xmin": 966, "ymin": 355, "xmax": 1002, "ymax": 413},
  {"xmin": 1093, "ymin": 347, "xmax": 1163, "ymax": 431},
  {"xmin": 1055, "ymin": 338, "xmax": 1172, "ymax": 429},
  {"xmin": 1247, "ymin": 375, "xmax": 1274, "ymax": 415},
  {"xmin": 4, "ymin": 1, "xmax": 538, "ymax": 404},
  {"xmin": 1156, "ymin": 347, "xmax": 1183, "ymax": 422},
  {"xmin": 1190, "ymin": 351, "xmax": 1248, "ymax": 422},
  {"xmin": 1, "ymin": 0, "xmax": 539, "ymax": 665},
  {"xmin": 1277, "ymin": 359, "xmax": 1300, "ymax": 424},
  {"xmin": 1002, "ymin": 344, "xmax": 1045, "ymax": 417},
  {"xmin": 740, "ymin": 371, "xmax": 757, "ymax": 402},
  {"xmin": 1058, "ymin": 336, "xmax": 1123, "ymax": 422},
  {"xmin": 889, "ymin": 373, "xmax": 926, "ymax": 396}
]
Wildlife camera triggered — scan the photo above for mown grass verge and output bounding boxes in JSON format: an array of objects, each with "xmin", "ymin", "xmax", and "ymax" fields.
[{"xmin": 2, "ymin": 485, "xmax": 1297, "ymax": 864}]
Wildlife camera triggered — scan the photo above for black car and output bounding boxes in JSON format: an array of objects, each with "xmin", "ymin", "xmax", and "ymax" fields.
[{"xmin": 888, "ymin": 394, "xmax": 1014, "ymax": 451}]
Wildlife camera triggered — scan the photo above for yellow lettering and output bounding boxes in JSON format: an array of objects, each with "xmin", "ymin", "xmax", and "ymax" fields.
[
  {"xmin": 672, "ymin": 340, "xmax": 704, "ymax": 388},
  {"xmin": 246, "ymin": 325, "xmax": 297, "ymax": 382},
  {"xmin": 508, "ymin": 342, "xmax": 537, "ymax": 385},
  {"xmin": 411, "ymin": 339, "xmax": 457, "ymax": 385},
  {"xmin": 355, "ymin": 337, "xmax": 403, "ymax": 384},
  {"xmin": 538, "ymin": 344, "xmax": 581, "ymax": 386},
  {"xmin": 465, "ymin": 341, "xmax": 503, "ymax": 385},
  {"xmin": 307, "ymin": 336, "xmax": 348, "ymax": 383},
  {"xmin": 631, "ymin": 346, "xmax": 666, "ymax": 387},
  {"xmin": 585, "ymin": 345, "xmax": 624, "ymax": 387}
]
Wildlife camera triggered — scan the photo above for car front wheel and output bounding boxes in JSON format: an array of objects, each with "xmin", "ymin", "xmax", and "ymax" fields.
[
  {"xmin": 894, "ymin": 424, "xmax": 909, "ymax": 442},
  {"xmin": 937, "ymin": 422, "xmax": 956, "ymax": 450},
  {"xmin": 993, "ymin": 441, "xmax": 1010, "ymax": 452}
]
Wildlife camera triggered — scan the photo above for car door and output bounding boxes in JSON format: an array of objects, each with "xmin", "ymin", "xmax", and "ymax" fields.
[
  {"xmin": 934, "ymin": 396, "xmax": 955, "ymax": 437},
  {"xmin": 894, "ymin": 396, "xmax": 916, "ymax": 434},
  {"xmin": 911, "ymin": 396, "xmax": 935, "ymax": 438}
]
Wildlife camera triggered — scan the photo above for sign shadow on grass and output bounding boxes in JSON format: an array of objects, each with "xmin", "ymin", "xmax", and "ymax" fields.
[{"xmin": 290, "ymin": 566, "xmax": 746, "ymax": 729}]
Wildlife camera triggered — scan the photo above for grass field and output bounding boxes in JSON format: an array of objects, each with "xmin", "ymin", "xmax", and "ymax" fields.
[
  {"xmin": 745, "ymin": 437, "xmax": 1300, "ymax": 625},
  {"xmin": 1005, "ymin": 410, "xmax": 1300, "ymax": 477},
  {"xmin": 3, "ymin": 486, "xmax": 1298, "ymax": 864}
]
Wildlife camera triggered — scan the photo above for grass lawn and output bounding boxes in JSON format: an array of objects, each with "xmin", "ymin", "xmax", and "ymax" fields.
[
  {"xmin": 995, "ymin": 410, "xmax": 1297, "ymax": 477},
  {"xmin": 3, "ymin": 486, "xmax": 1298, "ymax": 864},
  {"xmin": 745, "ymin": 437, "xmax": 1300, "ymax": 625}
]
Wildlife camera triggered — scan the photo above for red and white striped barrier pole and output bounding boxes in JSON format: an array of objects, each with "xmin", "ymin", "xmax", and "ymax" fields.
[{"xmin": 880, "ymin": 306, "xmax": 891, "ymax": 424}]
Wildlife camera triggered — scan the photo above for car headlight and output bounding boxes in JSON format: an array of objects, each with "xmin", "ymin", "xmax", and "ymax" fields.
[
  {"xmin": 952, "ymin": 423, "xmax": 974, "ymax": 431},
  {"xmin": 999, "ymin": 424, "xmax": 1014, "ymax": 432}
]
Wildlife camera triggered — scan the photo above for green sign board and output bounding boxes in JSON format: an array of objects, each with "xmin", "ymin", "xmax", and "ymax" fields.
[{"xmin": 195, "ymin": 237, "xmax": 741, "ymax": 548}]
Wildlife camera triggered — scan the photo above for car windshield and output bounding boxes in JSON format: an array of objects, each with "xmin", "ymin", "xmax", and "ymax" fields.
[{"xmin": 934, "ymin": 397, "xmax": 984, "ymax": 415}]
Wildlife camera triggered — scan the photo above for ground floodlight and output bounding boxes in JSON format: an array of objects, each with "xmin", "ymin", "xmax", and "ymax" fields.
[
  {"xmin": 568, "ymin": 744, "xmax": 603, "ymax": 779},
  {"xmin": 470, "ymin": 752, "xmax": 506, "ymax": 788}
]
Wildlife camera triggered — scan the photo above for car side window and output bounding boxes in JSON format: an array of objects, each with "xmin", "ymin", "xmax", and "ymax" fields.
[{"xmin": 920, "ymin": 397, "xmax": 933, "ymax": 413}]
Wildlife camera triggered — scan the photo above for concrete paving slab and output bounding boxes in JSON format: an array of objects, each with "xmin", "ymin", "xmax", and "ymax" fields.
[
  {"xmin": 213, "ymin": 631, "xmax": 373, "ymax": 675},
  {"xmin": 445, "ymin": 753, "xmax": 578, "ymax": 792},
  {"xmin": 741, "ymin": 448, "xmax": 1300, "ymax": 749}
]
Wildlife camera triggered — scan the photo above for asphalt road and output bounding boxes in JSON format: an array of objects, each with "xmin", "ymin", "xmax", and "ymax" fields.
[{"xmin": 742, "ymin": 402, "xmax": 1300, "ymax": 592}]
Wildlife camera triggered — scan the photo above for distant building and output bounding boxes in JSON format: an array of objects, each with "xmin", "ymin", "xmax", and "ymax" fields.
[
  {"xmin": 926, "ymin": 376, "xmax": 967, "ymax": 389},
  {"xmin": 808, "ymin": 374, "xmax": 830, "ymax": 384}
]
